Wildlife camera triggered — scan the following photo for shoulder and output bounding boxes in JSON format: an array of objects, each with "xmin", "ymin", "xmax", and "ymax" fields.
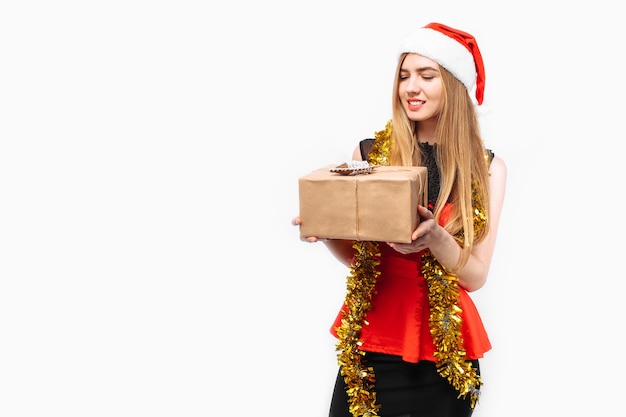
[
  {"xmin": 489, "ymin": 155, "xmax": 506, "ymax": 178},
  {"xmin": 351, "ymin": 138, "xmax": 375, "ymax": 161},
  {"xmin": 359, "ymin": 138, "xmax": 375, "ymax": 160},
  {"xmin": 488, "ymin": 155, "xmax": 507, "ymax": 205}
]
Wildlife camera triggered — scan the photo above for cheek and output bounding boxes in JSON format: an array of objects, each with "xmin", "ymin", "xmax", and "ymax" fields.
[
  {"xmin": 427, "ymin": 87, "xmax": 444, "ymax": 107},
  {"xmin": 433, "ymin": 97, "xmax": 444, "ymax": 112},
  {"xmin": 425, "ymin": 83, "xmax": 443, "ymax": 97},
  {"xmin": 397, "ymin": 81, "xmax": 407, "ymax": 95}
]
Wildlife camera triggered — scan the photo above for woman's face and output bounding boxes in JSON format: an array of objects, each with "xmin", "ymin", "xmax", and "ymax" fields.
[{"xmin": 398, "ymin": 53, "xmax": 444, "ymax": 122}]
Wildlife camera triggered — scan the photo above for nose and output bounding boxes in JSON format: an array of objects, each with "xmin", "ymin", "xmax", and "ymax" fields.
[{"xmin": 405, "ymin": 76, "xmax": 420, "ymax": 94}]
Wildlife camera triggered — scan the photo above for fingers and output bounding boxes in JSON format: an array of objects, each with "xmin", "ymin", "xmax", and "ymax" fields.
[
  {"xmin": 417, "ymin": 204, "xmax": 434, "ymax": 220},
  {"xmin": 292, "ymin": 216, "xmax": 319, "ymax": 243}
]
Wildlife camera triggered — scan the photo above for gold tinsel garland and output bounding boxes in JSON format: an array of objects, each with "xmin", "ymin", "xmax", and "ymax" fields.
[
  {"xmin": 335, "ymin": 241, "xmax": 382, "ymax": 417},
  {"xmin": 335, "ymin": 120, "xmax": 486, "ymax": 415},
  {"xmin": 423, "ymin": 180, "xmax": 487, "ymax": 408}
]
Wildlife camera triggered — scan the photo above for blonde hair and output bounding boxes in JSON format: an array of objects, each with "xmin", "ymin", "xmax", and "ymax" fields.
[{"xmin": 389, "ymin": 53, "xmax": 491, "ymax": 270}]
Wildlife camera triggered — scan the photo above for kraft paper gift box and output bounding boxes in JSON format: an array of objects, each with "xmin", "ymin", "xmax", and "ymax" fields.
[{"xmin": 298, "ymin": 165, "xmax": 428, "ymax": 243}]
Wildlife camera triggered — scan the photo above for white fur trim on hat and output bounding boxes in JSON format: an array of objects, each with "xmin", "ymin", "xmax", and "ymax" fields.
[{"xmin": 397, "ymin": 27, "xmax": 476, "ymax": 93}]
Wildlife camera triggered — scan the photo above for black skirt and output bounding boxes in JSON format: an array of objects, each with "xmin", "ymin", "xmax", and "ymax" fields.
[{"xmin": 329, "ymin": 353, "xmax": 479, "ymax": 417}]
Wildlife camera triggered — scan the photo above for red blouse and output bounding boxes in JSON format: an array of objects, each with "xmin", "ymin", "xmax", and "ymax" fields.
[{"xmin": 330, "ymin": 210, "xmax": 491, "ymax": 363}]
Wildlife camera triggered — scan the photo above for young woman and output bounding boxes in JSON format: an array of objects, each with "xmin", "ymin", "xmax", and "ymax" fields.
[{"xmin": 293, "ymin": 22, "xmax": 507, "ymax": 417}]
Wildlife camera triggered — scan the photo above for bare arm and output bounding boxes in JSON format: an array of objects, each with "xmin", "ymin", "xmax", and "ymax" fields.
[
  {"xmin": 291, "ymin": 216, "xmax": 356, "ymax": 267},
  {"xmin": 388, "ymin": 156, "xmax": 507, "ymax": 292}
]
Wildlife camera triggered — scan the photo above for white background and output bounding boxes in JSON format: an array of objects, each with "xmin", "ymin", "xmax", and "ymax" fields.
[{"xmin": 1, "ymin": 1, "xmax": 624, "ymax": 416}]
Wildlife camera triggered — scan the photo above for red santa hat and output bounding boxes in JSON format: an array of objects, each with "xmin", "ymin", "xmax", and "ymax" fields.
[{"xmin": 397, "ymin": 22, "xmax": 486, "ymax": 105}]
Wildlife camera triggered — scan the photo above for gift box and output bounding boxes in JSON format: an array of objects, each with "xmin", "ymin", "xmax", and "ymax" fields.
[{"xmin": 298, "ymin": 165, "xmax": 428, "ymax": 243}]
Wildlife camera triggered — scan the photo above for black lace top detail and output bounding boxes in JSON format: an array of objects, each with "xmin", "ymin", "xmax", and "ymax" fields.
[
  {"xmin": 418, "ymin": 142, "xmax": 440, "ymax": 209},
  {"xmin": 359, "ymin": 138, "xmax": 494, "ymax": 211}
]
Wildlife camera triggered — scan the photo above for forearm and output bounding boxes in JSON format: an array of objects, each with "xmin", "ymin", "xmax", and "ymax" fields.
[
  {"xmin": 427, "ymin": 158, "xmax": 506, "ymax": 292},
  {"xmin": 427, "ymin": 228, "xmax": 489, "ymax": 292},
  {"xmin": 454, "ymin": 254, "xmax": 489, "ymax": 292},
  {"xmin": 322, "ymin": 239, "xmax": 357, "ymax": 267}
]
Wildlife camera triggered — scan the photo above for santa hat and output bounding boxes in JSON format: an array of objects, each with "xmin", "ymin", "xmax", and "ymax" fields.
[{"xmin": 397, "ymin": 22, "xmax": 486, "ymax": 105}]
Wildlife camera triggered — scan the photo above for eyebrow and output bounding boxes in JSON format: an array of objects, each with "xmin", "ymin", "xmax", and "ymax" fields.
[{"xmin": 400, "ymin": 66, "xmax": 439, "ymax": 73}]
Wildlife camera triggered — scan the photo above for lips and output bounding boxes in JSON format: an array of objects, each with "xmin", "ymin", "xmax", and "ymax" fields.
[{"xmin": 407, "ymin": 99, "xmax": 425, "ymax": 111}]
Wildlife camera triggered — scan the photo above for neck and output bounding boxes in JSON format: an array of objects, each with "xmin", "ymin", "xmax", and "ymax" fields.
[
  {"xmin": 416, "ymin": 120, "xmax": 437, "ymax": 144},
  {"xmin": 417, "ymin": 134, "xmax": 437, "ymax": 144}
]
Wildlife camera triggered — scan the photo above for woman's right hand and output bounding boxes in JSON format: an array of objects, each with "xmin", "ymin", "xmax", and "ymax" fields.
[
  {"xmin": 291, "ymin": 216, "xmax": 322, "ymax": 243},
  {"xmin": 293, "ymin": 216, "xmax": 356, "ymax": 266}
]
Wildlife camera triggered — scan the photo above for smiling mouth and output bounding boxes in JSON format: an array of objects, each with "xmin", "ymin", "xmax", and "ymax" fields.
[{"xmin": 408, "ymin": 100, "xmax": 425, "ymax": 106}]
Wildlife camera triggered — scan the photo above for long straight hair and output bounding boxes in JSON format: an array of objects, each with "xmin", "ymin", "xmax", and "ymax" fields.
[{"xmin": 389, "ymin": 53, "xmax": 491, "ymax": 270}]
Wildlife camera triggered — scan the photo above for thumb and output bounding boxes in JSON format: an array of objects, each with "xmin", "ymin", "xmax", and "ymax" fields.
[{"xmin": 417, "ymin": 205, "xmax": 434, "ymax": 220}]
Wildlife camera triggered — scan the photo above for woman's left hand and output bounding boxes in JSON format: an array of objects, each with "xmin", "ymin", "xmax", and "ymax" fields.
[{"xmin": 387, "ymin": 205, "xmax": 441, "ymax": 254}]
